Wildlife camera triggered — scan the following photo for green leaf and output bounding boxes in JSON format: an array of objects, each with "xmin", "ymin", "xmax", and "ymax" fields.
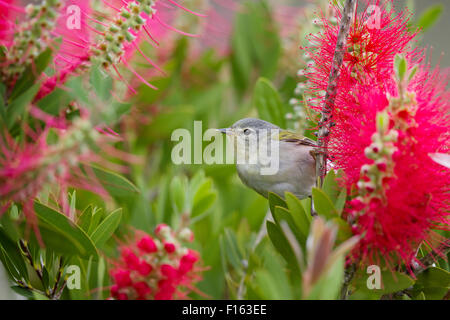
[
  {"xmin": 170, "ymin": 176, "xmax": 186, "ymax": 214},
  {"xmin": 77, "ymin": 205, "xmax": 93, "ymax": 233},
  {"xmin": 417, "ymin": 5, "xmax": 443, "ymax": 32},
  {"xmin": 266, "ymin": 221, "xmax": 300, "ymax": 274},
  {"xmin": 41, "ymin": 266, "xmax": 50, "ymax": 290},
  {"xmin": 88, "ymin": 165, "xmax": 139, "ymax": 199},
  {"xmin": 322, "ymin": 170, "xmax": 339, "ymax": 203},
  {"xmin": 0, "ymin": 227, "xmax": 28, "ymax": 281},
  {"xmin": 413, "ymin": 267, "xmax": 450, "ymax": 299},
  {"xmin": 335, "ymin": 189, "xmax": 347, "ymax": 215},
  {"xmin": 421, "ymin": 287, "xmax": 448, "ymax": 300},
  {"xmin": 9, "ymin": 47, "xmax": 53, "ymax": 100},
  {"xmin": 252, "ymin": 78, "xmax": 286, "ymax": 128},
  {"xmin": 312, "ymin": 188, "xmax": 338, "ymax": 219},
  {"xmin": 253, "ymin": 269, "xmax": 293, "ymax": 300},
  {"xmin": 394, "ymin": 54, "xmax": 407, "ymax": 82},
  {"xmin": 87, "ymin": 207, "xmax": 103, "ymax": 235},
  {"xmin": 307, "ymin": 256, "xmax": 344, "ymax": 300},
  {"xmin": 300, "ymin": 197, "xmax": 312, "ymax": 217},
  {"xmin": 220, "ymin": 229, "xmax": 244, "ymax": 271},
  {"xmin": 33, "ymin": 202, "xmax": 98, "ymax": 259},
  {"xmin": 407, "ymin": 65, "xmax": 418, "ymax": 84},
  {"xmin": 273, "ymin": 206, "xmax": 306, "ymax": 245},
  {"xmin": 230, "ymin": 13, "xmax": 252, "ymax": 93},
  {"xmin": 415, "ymin": 267, "xmax": 450, "ymax": 288},
  {"xmin": 90, "ymin": 65, "xmax": 113, "ymax": 101},
  {"xmin": 332, "ymin": 217, "xmax": 353, "ymax": 243},
  {"xmin": 37, "ymin": 87, "xmax": 72, "ymax": 115},
  {"xmin": 10, "ymin": 286, "xmax": 35, "ymax": 299},
  {"xmin": 0, "ymin": 83, "xmax": 6, "ymax": 121},
  {"xmin": 90, "ymin": 208, "xmax": 122, "ymax": 247},
  {"xmin": 381, "ymin": 272, "xmax": 415, "ymax": 293},
  {"xmin": 246, "ymin": 2, "xmax": 281, "ymax": 78},
  {"xmin": 6, "ymin": 83, "xmax": 40, "ymax": 128},
  {"xmin": 189, "ymin": 170, "xmax": 206, "ymax": 195},
  {"xmin": 268, "ymin": 192, "xmax": 287, "ymax": 215},
  {"xmin": 192, "ymin": 193, "xmax": 217, "ymax": 218},
  {"xmin": 415, "ymin": 291, "xmax": 426, "ymax": 300},
  {"xmin": 191, "ymin": 179, "xmax": 217, "ymax": 217},
  {"xmin": 354, "ymin": 270, "xmax": 415, "ymax": 295},
  {"xmin": 285, "ymin": 192, "xmax": 310, "ymax": 237},
  {"xmin": 96, "ymin": 257, "xmax": 106, "ymax": 299}
]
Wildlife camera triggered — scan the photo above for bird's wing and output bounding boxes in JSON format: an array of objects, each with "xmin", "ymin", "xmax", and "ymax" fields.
[{"xmin": 278, "ymin": 130, "xmax": 318, "ymax": 147}]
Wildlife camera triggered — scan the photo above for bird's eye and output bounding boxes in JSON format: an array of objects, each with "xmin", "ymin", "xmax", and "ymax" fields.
[{"xmin": 243, "ymin": 128, "xmax": 251, "ymax": 135}]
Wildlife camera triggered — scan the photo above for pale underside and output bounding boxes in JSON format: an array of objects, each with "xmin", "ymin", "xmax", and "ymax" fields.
[{"xmin": 236, "ymin": 141, "xmax": 316, "ymax": 199}]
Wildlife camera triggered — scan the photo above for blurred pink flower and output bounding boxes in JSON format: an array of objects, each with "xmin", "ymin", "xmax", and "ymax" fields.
[
  {"xmin": 109, "ymin": 226, "xmax": 204, "ymax": 300},
  {"xmin": 0, "ymin": 0, "xmax": 205, "ymax": 99},
  {"xmin": 0, "ymin": 0, "xmax": 22, "ymax": 46},
  {"xmin": 0, "ymin": 116, "xmax": 118, "ymax": 242}
]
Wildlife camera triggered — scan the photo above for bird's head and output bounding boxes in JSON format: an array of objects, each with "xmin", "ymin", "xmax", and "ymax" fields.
[
  {"xmin": 218, "ymin": 118, "xmax": 280, "ymax": 161},
  {"xmin": 218, "ymin": 118, "xmax": 279, "ymax": 138}
]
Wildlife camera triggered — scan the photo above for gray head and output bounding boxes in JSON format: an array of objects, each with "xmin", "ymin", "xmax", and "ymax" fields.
[
  {"xmin": 218, "ymin": 118, "xmax": 279, "ymax": 136},
  {"xmin": 217, "ymin": 118, "xmax": 281, "ymax": 157},
  {"xmin": 231, "ymin": 118, "xmax": 279, "ymax": 131}
]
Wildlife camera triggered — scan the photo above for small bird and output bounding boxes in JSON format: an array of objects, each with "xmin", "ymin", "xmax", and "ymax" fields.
[{"xmin": 219, "ymin": 118, "xmax": 317, "ymax": 200}]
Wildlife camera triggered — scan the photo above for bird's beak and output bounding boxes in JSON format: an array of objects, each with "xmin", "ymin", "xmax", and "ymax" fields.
[{"xmin": 217, "ymin": 128, "xmax": 232, "ymax": 135}]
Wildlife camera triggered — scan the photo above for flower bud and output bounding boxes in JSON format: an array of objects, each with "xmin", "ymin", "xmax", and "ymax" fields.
[
  {"xmin": 360, "ymin": 164, "xmax": 372, "ymax": 175},
  {"xmin": 179, "ymin": 228, "xmax": 194, "ymax": 242},
  {"xmin": 375, "ymin": 160, "xmax": 387, "ymax": 172},
  {"xmin": 163, "ymin": 242, "xmax": 176, "ymax": 254},
  {"xmin": 137, "ymin": 235, "xmax": 158, "ymax": 253}
]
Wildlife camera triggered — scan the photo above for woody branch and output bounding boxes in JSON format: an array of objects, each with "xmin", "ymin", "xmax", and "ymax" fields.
[{"xmin": 315, "ymin": 0, "xmax": 357, "ymax": 186}]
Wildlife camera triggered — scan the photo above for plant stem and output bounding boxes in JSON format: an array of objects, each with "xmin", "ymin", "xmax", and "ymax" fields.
[
  {"xmin": 315, "ymin": 0, "xmax": 357, "ymax": 187},
  {"xmin": 19, "ymin": 240, "xmax": 44, "ymax": 282},
  {"xmin": 340, "ymin": 263, "xmax": 356, "ymax": 299},
  {"xmin": 50, "ymin": 257, "xmax": 64, "ymax": 299}
]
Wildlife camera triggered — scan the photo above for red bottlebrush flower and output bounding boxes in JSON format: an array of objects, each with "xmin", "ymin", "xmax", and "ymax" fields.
[
  {"xmin": 137, "ymin": 260, "xmax": 153, "ymax": 276},
  {"xmin": 304, "ymin": 1, "xmax": 420, "ymax": 112},
  {"xmin": 160, "ymin": 264, "xmax": 177, "ymax": 278},
  {"xmin": 112, "ymin": 269, "xmax": 132, "ymax": 288},
  {"xmin": 0, "ymin": 0, "xmax": 21, "ymax": 46},
  {"xmin": 163, "ymin": 242, "xmax": 176, "ymax": 253},
  {"xmin": 108, "ymin": 227, "xmax": 204, "ymax": 300},
  {"xmin": 155, "ymin": 279, "xmax": 176, "ymax": 300},
  {"xmin": 133, "ymin": 281, "xmax": 152, "ymax": 299},
  {"xmin": 304, "ymin": 0, "xmax": 449, "ymax": 270},
  {"xmin": 117, "ymin": 293, "xmax": 129, "ymax": 300},
  {"xmin": 54, "ymin": 1, "xmax": 92, "ymax": 69},
  {"xmin": 179, "ymin": 250, "xmax": 198, "ymax": 274},
  {"xmin": 110, "ymin": 284, "xmax": 119, "ymax": 298},
  {"xmin": 137, "ymin": 235, "xmax": 157, "ymax": 253},
  {"xmin": 121, "ymin": 247, "xmax": 140, "ymax": 270},
  {"xmin": 327, "ymin": 64, "xmax": 450, "ymax": 268}
]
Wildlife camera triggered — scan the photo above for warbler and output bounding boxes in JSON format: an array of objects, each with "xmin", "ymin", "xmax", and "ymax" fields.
[{"xmin": 219, "ymin": 118, "xmax": 317, "ymax": 200}]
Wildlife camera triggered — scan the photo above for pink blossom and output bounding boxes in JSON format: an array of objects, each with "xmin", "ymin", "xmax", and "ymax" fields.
[
  {"xmin": 108, "ymin": 227, "xmax": 203, "ymax": 300},
  {"xmin": 306, "ymin": 1, "xmax": 450, "ymax": 268}
]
